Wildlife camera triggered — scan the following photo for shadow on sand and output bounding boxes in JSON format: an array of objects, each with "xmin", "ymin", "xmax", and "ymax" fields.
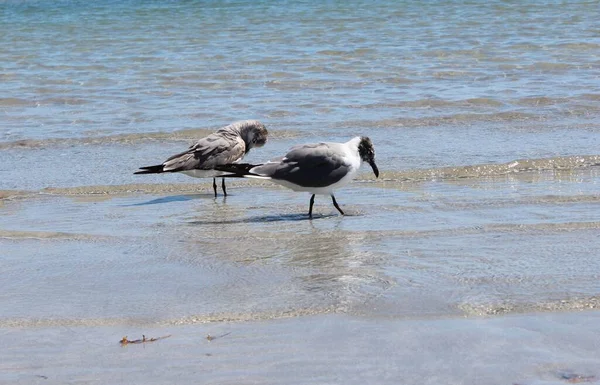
[
  {"xmin": 188, "ymin": 212, "xmax": 361, "ymax": 225},
  {"xmin": 125, "ymin": 194, "xmax": 217, "ymax": 206}
]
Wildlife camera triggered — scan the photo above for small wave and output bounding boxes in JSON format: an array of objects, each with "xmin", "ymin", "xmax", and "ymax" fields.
[
  {"xmin": 0, "ymin": 127, "xmax": 301, "ymax": 150},
  {"xmin": 554, "ymin": 42, "xmax": 600, "ymax": 50},
  {"xmin": 213, "ymin": 73, "xmax": 263, "ymax": 81},
  {"xmin": 37, "ymin": 180, "xmax": 279, "ymax": 196},
  {"xmin": 39, "ymin": 183, "xmax": 221, "ymax": 196},
  {"xmin": 268, "ymin": 71, "xmax": 304, "ymax": 79},
  {"xmin": 377, "ymin": 76, "xmax": 415, "ymax": 85},
  {"xmin": 37, "ymin": 96, "xmax": 89, "ymax": 106},
  {"xmin": 163, "ymin": 307, "xmax": 336, "ymax": 326},
  {"xmin": 1, "ymin": 155, "xmax": 597, "ymax": 199},
  {"xmin": 0, "ymin": 317, "xmax": 147, "ymax": 328},
  {"xmin": 340, "ymin": 111, "xmax": 543, "ymax": 129},
  {"xmin": 0, "ymin": 229, "xmax": 107, "ymax": 241},
  {"xmin": 515, "ymin": 96, "xmax": 567, "ymax": 106},
  {"xmin": 0, "ymin": 181, "xmax": 283, "ymax": 200},
  {"xmin": 581, "ymin": 93, "xmax": 600, "ymax": 101},
  {"xmin": 0, "ymin": 130, "xmax": 208, "ymax": 150},
  {"xmin": 264, "ymin": 78, "xmax": 342, "ymax": 91},
  {"xmin": 0, "ymin": 307, "xmax": 337, "ymax": 328},
  {"xmin": 432, "ymin": 195, "xmax": 600, "ymax": 211},
  {"xmin": 460, "ymin": 295, "xmax": 600, "ymax": 316},
  {"xmin": 0, "ymin": 97, "xmax": 33, "ymax": 107},
  {"xmin": 373, "ymin": 155, "xmax": 600, "ymax": 182},
  {"xmin": 498, "ymin": 61, "xmax": 584, "ymax": 72},
  {"xmin": 432, "ymin": 70, "xmax": 481, "ymax": 79},
  {"xmin": 266, "ymin": 110, "xmax": 300, "ymax": 118},
  {"xmin": 464, "ymin": 98, "xmax": 505, "ymax": 107},
  {"xmin": 484, "ymin": 221, "xmax": 600, "ymax": 233},
  {"xmin": 527, "ymin": 62, "xmax": 575, "ymax": 72},
  {"xmin": 316, "ymin": 49, "xmax": 349, "ymax": 56},
  {"xmin": 352, "ymin": 98, "xmax": 504, "ymax": 110},
  {"xmin": 355, "ymin": 221, "xmax": 600, "ymax": 242},
  {"xmin": 0, "ymin": 190, "xmax": 31, "ymax": 200}
]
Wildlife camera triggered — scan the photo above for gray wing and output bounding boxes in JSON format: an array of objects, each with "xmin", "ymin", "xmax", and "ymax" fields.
[
  {"xmin": 251, "ymin": 143, "xmax": 350, "ymax": 188},
  {"xmin": 162, "ymin": 133, "xmax": 245, "ymax": 172}
]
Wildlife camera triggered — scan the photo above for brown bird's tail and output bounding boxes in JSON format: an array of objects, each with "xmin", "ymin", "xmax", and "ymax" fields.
[{"xmin": 134, "ymin": 164, "xmax": 165, "ymax": 174}]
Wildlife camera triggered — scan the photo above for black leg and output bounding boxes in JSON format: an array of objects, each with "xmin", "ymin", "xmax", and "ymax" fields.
[
  {"xmin": 212, "ymin": 178, "xmax": 217, "ymax": 197},
  {"xmin": 308, "ymin": 194, "xmax": 315, "ymax": 219},
  {"xmin": 221, "ymin": 178, "xmax": 227, "ymax": 196},
  {"xmin": 331, "ymin": 194, "xmax": 344, "ymax": 216}
]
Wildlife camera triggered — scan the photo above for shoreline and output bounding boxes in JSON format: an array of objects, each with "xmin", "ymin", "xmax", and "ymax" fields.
[{"xmin": 2, "ymin": 311, "xmax": 600, "ymax": 384}]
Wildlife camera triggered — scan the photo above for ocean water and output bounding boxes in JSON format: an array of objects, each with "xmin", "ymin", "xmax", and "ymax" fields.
[{"xmin": 1, "ymin": 1, "xmax": 600, "ymax": 383}]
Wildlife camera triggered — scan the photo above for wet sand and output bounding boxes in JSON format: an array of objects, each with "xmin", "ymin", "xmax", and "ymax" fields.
[
  {"xmin": 1, "ymin": 98, "xmax": 599, "ymax": 385},
  {"xmin": 2, "ymin": 312, "xmax": 600, "ymax": 385},
  {"xmin": 2, "ymin": 161, "xmax": 600, "ymax": 383}
]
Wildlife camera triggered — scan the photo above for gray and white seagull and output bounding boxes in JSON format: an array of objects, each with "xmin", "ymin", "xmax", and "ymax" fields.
[
  {"xmin": 134, "ymin": 120, "xmax": 268, "ymax": 197},
  {"xmin": 215, "ymin": 136, "xmax": 379, "ymax": 218}
]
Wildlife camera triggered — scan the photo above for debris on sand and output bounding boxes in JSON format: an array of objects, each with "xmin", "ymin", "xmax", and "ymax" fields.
[{"xmin": 119, "ymin": 334, "xmax": 171, "ymax": 346}]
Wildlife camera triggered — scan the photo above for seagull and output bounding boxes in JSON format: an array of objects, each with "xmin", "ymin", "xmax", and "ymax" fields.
[
  {"xmin": 215, "ymin": 136, "xmax": 379, "ymax": 218},
  {"xmin": 134, "ymin": 120, "xmax": 268, "ymax": 197}
]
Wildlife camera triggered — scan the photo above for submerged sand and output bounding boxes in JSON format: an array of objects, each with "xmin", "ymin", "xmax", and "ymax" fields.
[
  {"xmin": 2, "ymin": 312, "xmax": 600, "ymax": 385},
  {"xmin": 2, "ymin": 162, "xmax": 600, "ymax": 383},
  {"xmin": 1, "ymin": 129, "xmax": 600, "ymax": 384}
]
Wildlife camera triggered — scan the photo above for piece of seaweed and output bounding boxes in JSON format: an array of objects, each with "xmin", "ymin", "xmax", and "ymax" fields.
[{"xmin": 119, "ymin": 334, "xmax": 171, "ymax": 345}]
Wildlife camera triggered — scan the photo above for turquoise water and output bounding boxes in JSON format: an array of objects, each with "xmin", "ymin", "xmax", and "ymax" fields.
[
  {"xmin": 1, "ymin": 0, "xmax": 600, "ymax": 187},
  {"xmin": 1, "ymin": 1, "xmax": 600, "ymax": 383},
  {"xmin": 2, "ymin": 0, "xmax": 600, "ymax": 145}
]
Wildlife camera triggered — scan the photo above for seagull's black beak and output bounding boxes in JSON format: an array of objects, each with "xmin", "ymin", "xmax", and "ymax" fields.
[{"xmin": 368, "ymin": 159, "xmax": 379, "ymax": 178}]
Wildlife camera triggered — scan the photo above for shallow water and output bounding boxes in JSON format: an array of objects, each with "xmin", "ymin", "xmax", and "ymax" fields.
[
  {"xmin": 2, "ymin": 168, "xmax": 599, "ymax": 327},
  {"xmin": 3, "ymin": 312, "xmax": 600, "ymax": 385},
  {"xmin": 2, "ymin": 0, "xmax": 600, "ymax": 383}
]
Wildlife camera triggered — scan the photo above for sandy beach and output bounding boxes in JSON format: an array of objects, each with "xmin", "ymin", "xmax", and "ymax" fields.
[
  {"xmin": 2, "ymin": 0, "xmax": 600, "ymax": 383},
  {"xmin": 2, "ymin": 312, "xmax": 600, "ymax": 385},
  {"xmin": 2, "ymin": 164, "xmax": 600, "ymax": 384}
]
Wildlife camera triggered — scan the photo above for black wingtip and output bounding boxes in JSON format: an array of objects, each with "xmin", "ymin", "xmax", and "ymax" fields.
[
  {"xmin": 214, "ymin": 163, "xmax": 259, "ymax": 175},
  {"xmin": 134, "ymin": 164, "xmax": 164, "ymax": 174}
]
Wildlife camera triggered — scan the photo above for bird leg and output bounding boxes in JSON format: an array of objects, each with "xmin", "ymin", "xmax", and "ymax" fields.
[
  {"xmin": 308, "ymin": 194, "xmax": 315, "ymax": 219},
  {"xmin": 221, "ymin": 178, "xmax": 227, "ymax": 196},
  {"xmin": 212, "ymin": 178, "xmax": 218, "ymax": 197},
  {"xmin": 331, "ymin": 195, "xmax": 345, "ymax": 216}
]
